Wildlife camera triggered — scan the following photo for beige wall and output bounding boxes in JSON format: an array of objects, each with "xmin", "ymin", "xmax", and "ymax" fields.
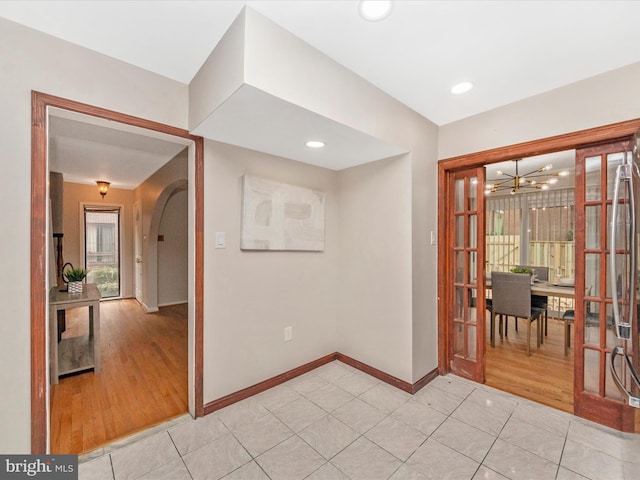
[
  {"xmin": 337, "ymin": 155, "xmax": 414, "ymax": 381},
  {"xmin": 204, "ymin": 140, "xmax": 339, "ymax": 400},
  {"xmin": 193, "ymin": 7, "xmax": 440, "ymax": 389},
  {"xmin": 134, "ymin": 150, "xmax": 188, "ymax": 312},
  {"xmin": 438, "ymin": 62, "xmax": 640, "ymax": 159},
  {"xmin": 61, "ymin": 182, "xmax": 135, "ymax": 298},
  {"xmin": 0, "ymin": 17, "xmax": 187, "ymax": 453},
  {"xmin": 158, "ymin": 189, "xmax": 188, "ymax": 306}
]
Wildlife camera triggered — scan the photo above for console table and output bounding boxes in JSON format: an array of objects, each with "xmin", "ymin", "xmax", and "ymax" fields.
[{"xmin": 49, "ymin": 284, "xmax": 101, "ymax": 384}]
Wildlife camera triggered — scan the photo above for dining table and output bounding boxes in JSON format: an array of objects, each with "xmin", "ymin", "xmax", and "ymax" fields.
[{"xmin": 485, "ymin": 279, "xmax": 576, "ymax": 298}]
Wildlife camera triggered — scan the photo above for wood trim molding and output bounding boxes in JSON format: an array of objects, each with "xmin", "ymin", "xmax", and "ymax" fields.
[
  {"xmin": 411, "ymin": 366, "xmax": 440, "ymax": 393},
  {"xmin": 203, "ymin": 353, "xmax": 439, "ymax": 415},
  {"xmin": 335, "ymin": 353, "xmax": 414, "ymax": 393},
  {"xmin": 203, "ymin": 353, "xmax": 337, "ymax": 415},
  {"xmin": 438, "ymin": 118, "xmax": 640, "ymax": 170},
  {"xmin": 30, "ymin": 91, "xmax": 205, "ymax": 453}
]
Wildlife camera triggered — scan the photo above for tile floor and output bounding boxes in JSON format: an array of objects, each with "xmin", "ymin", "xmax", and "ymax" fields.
[{"xmin": 78, "ymin": 361, "xmax": 640, "ymax": 480}]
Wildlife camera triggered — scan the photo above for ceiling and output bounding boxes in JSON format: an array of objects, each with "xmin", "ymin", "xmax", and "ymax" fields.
[
  {"xmin": 2, "ymin": 1, "xmax": 638, "ymax": 126},
  {"xmin": 4, "ymin": 1, "xmax": 638, "ymax": 186},
  {"xmin": 48, "ymin": 109, "xmax": 191, "ymax": 189}
]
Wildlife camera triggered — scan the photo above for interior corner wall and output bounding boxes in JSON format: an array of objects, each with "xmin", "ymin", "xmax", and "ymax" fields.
[
  {"xmin": 438, "ymin": 62, "xmax": 640, "ymax": 160},
  {"xmin": 158, "ymin": 189, "xmax": 188, "ymax": 306},
  {"xmin": 0, "ymin": 17, "xmax": 187, "ymax": 453},
  {"xmin": 133, "ymin": 150, "xmax": 188, "ymax": 312},
  {"xmin": 62, "ymin": 182, "xmax": 135, "ymax": 298},
  {"xmin": 241, "ymin": 7, "xmax": 441, "ymax": 383},
  {"xmin": 203, "ymin": 140, "xmax": 339, "ymax": 401},
  {"xmin": 336, "ymin": 155, "xmax": 414, "ymax": 382}
]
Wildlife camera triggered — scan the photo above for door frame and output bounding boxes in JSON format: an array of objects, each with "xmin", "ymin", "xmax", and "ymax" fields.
[
  {"xmin": 31, "ymin": 91, "xmax": 205, "ymax": 453},
  {"xmin": 438, "ymin": 118, "xmax": 640, "ymax": 429}
]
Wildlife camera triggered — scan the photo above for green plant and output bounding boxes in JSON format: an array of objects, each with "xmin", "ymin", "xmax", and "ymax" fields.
[
  {"xmin": 64, "ymin": 266, "xmax": 87, "ymax": 282},
  {"xmin": 510, "ymin": 267, "xmax": 533, "ymax": 275}
]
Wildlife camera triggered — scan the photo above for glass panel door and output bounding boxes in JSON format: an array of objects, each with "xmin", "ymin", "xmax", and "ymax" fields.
[
  {"xmin": 575, "ymin": 140, "xmax": 637, "ymax": 431},
  {"xmin": 84, "ymin": 206, "xmax": 121, "ymax": 298},
  {"xmin": 448, "ymin": 168, "xmax": 485, "ymax": 382}
]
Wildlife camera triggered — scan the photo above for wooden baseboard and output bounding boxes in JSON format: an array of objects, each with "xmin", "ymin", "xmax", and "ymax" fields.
[
  {"xmin": 335, "ymin": 353, "xmax": 414, "ymax": 393},
  {"xmin": 157, "ymin": 300, "xmax": 188, "ymax": 307},
  {"xmin": 203, "ymin": 353, "xmax": 439, "ymax": 415},
  {"xmin": 412, "ymin": 366, "xmax": 439, "ymax": 393},
  {"xmin": 203, "ymin": 353, "xmax": 337, "ymax": 415}
]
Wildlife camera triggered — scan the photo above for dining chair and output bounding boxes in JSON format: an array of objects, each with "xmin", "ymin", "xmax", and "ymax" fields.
[
  {"xmin": 491, "ymin": 272, "xmax": 546, "ymax": 356},
  {"xmin": 561, "ymin": 287, "xmax": 602, "ymax": 355},
  {"xmin": 516, "ymin": 265, "xmax": 550, "ymax": 339}
]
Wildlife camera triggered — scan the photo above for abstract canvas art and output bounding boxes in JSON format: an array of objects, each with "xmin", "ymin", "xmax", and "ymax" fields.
[{"xmin": 241, "ymin": 175, "xmax": 325, "ymax": 251}]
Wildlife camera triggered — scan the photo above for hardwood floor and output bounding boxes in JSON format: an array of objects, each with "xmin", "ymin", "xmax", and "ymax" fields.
[
  {"xmin": 50, "ymin": 299, "xmax": 188, "ymax": 454},
  {"xmin": 485, "ymin": 313, "xmax": 574, "ymax": 414}
]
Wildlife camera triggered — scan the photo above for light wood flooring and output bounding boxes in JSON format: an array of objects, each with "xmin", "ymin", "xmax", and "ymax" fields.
[
  {"xmin": 50, "ymin": 299, "xmax": 188, "ymax": 455},
  {"xmin": 485, "ymin": 313, "xmax": 574, "ymax": 414}
]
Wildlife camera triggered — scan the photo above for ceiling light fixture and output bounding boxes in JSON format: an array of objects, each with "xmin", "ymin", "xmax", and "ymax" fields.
[
  {"xmin": 305, "ymin": 140, "xmax": 325, "ymax": 149},
  {"xmin": 96, "ymin": 180, "xmax": 110, "ymax": 199},
  {"xmin": 358, "ymin": 0, "xmax": 393, "ymax": 22},
  {"xmin": 451, "ymin": 82, "xmax": 473, "ymax": 95},
  {"xmin": 485, "ymin": 160, "xmax": 565, "ymax": 195}
]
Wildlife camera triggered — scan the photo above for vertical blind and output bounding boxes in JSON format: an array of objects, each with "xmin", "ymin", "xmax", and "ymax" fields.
[{"xmin": 486, "ymin": 188, "xmax": 575, "ymax": 313}]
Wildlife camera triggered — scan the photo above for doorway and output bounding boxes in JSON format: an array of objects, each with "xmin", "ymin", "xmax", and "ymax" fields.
[
  {"xmin": 30, "ymin": 92, "xmax": 204, "ymax": 453},
  {"xmin": 437, "ymin": 119, "xmax": 640, "ymax": 433},
  {"xmin": 483, "ymin": 152, "xmax": 576, "ymax": 413},
  {"xmin": 84, "ymin": 205, "xmax": 121, "ymax": 298}
]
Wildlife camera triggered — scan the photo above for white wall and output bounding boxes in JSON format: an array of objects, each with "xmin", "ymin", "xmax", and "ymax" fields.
[
  {"xmin": 0, "ymin": 17, "xmax": 188, "ymax": 453},
  {"xmin": 203, "ymin": 140, "xmax": 339, "ymax": 401},
  {"xmin": 158, "ymin": 189, "xmax": 188, "ymax": 306},
  {"xmin": 438, "ymin": 62, "xmax": 640, "ymax": 159}
]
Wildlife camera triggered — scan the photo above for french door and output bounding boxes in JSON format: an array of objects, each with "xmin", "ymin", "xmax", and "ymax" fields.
[
  {"xmin": 574, "ymin": 139, "xmax": 637, "ymax": 431},
  {"xmin": 446, "ymin": 167, "xmax": 486, "ymax": 382}
]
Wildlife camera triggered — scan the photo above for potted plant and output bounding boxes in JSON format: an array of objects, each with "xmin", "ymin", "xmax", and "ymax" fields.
[
  {"xmin": 510, "ymin": 267, "xmax": 535, "ymax": 284},
  {"xmin": 64, "ymin": 266, "xmax": 87, "ymax": 294},
  {"xmin": 510, "ymin": 267, "xmax": 533, "ymax": 275}
]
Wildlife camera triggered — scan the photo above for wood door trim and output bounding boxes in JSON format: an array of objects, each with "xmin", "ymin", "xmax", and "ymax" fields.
[
  {"xmin": 438, "ymin": 119, "xmax": 640, "ymax": 170},
  {"xmin": 31, "ymin": 91, "xmax": 205, "ymax": 453}
]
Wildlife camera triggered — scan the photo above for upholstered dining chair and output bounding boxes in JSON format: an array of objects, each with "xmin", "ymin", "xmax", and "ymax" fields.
[
  {"xmin": 491, "ymin": 272, "xmax": 546, "ymax": 356},
  {"xmin": 514, "ymin": 265, "xmax": 550, "ymax": 339}
]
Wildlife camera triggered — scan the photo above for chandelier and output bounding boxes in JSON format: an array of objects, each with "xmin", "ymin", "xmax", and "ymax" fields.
[{"xmin": 485, "ymin": 159, "xmax": 569, "ymax": 195}]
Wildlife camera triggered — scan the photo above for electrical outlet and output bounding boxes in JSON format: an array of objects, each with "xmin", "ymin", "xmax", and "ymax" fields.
[{"xmin": 284, "ymin": 326, "xmax": 293, "ymax": 341}]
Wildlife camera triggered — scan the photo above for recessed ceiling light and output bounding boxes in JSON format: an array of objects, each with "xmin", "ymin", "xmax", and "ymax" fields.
[
  {"xmin": 451, "ymin": 82, "xmax": 474, "ymax": 95},
  {"xmin": 305, "ymin": 140, "xmax": 325, "ymax": 149},
  {"xmin": 359, "ymin": 1, "xmax": 393, "ymax": 22}
]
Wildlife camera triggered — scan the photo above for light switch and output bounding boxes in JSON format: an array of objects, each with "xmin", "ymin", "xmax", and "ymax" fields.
[
  {"xmin": 215, "ymin": 232, "xmax": 226, "ymax": 249},
  {"xmin": 430, "ymin": 230, "xmax": 436, "ymax": 245}
]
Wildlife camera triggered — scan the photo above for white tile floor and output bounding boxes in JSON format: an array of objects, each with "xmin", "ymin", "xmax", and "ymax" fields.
[{"xmin": 78, "ymin": 361, "xmax": 640, "ymax": 480}]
